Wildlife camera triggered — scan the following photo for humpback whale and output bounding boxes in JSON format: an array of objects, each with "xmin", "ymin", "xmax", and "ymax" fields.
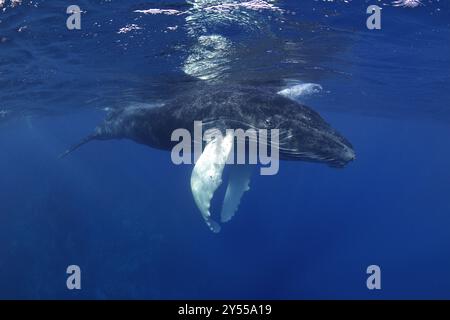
[{"xmin": 61, "ymin": 84, "xmax": 355, "ymax": 232}]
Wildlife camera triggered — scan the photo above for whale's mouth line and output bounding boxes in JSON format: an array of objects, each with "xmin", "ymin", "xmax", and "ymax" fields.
[
  {"xmin": 197, "ymin": 118, "xmax": 356, "ymax": 167},
  {"xmin": 279, "ymin": 148, "xmax": 355, "ymax": 167}
]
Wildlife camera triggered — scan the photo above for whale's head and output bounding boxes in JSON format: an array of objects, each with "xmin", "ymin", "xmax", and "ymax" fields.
[{"xmin": 266, "ymin": 104, "xmax": 355, "ymax": 168}]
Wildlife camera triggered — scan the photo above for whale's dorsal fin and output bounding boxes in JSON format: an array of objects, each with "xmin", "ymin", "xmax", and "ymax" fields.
[
  {"xmin": 220, "ymin": 165, "xmax": 252, "ymax": 223},
  {"xmin": 277, "ymin": 82, "xmax": 323, "ymax": 101},
  {"xmin": 190, "ymin": 130, "xmax": 234, "ymax": 233}
]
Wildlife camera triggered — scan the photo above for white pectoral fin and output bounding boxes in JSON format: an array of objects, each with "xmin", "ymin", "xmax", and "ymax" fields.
[
  {"xmin": 190, "ymin": 131, "xmax": 234, "ymax": 233},
  {"xmin": 220, "ymin": 165, "xmax": 252, "ymax": 223}
]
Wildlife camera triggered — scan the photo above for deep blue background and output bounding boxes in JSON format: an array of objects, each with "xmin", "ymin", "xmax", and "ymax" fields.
[{"xmin": 0, "ymin": 0, "xmax": 449, "ymax": 299}]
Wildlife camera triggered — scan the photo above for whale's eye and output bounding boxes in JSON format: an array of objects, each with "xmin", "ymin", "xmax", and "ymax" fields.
[{"xmin": 265, "ymin": 118, "xmax": 272, "ymax": 127}]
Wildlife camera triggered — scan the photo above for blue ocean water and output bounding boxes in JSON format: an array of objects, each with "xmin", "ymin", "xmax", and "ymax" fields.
[{"xmin": 0, "ymin": 0, "xmax": 449, "ymax": 299}]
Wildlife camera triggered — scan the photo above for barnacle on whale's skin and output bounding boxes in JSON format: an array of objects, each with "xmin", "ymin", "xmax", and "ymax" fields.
[{"xmin": 392, "ymin": 0, "xmax": 422, "ymax": 8}]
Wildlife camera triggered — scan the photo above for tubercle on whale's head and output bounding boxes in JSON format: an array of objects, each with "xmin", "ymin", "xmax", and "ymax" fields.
[
  {"xmin": 278, "ymin": 128, "xmax": 356, "ymax": 168},
  {"xmin": 269, "ymin": 106, "xmax": 356, "ymax": 168},
  {"xmin": 319, "ymin": 133, "xmax": 356, "ymax": 168},
  {"xmin": 309, "ymin": 125, "xmax": 356, "ymax": 168}
]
